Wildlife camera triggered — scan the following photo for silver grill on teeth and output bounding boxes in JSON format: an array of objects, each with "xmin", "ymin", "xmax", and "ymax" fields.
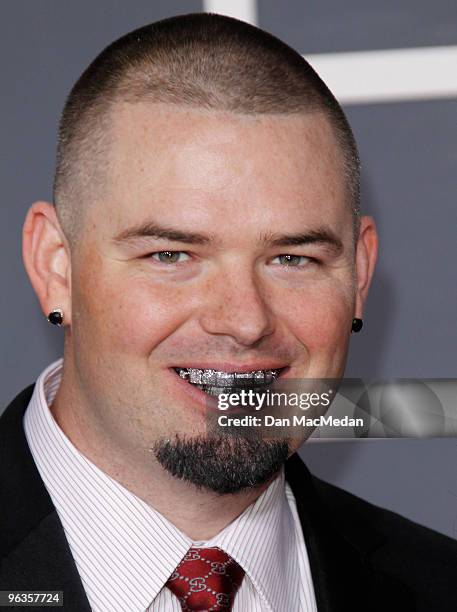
[{"xmin": 175, "ymin": 367, "xmax": 281, "ymax": 386}]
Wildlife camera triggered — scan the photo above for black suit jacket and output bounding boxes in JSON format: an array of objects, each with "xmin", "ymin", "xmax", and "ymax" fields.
[{"xmin": 1, "ymin": 384, "xmax": 456, "ymax": 611}]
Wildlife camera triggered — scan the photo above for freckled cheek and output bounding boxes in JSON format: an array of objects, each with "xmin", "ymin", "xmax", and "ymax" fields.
[
  {"xmin": 88, "ymin": 279, "xmax": 195, "ymax": 354},
  {"xmin": 277, "ymin": 282, "xmax": 353, "ymax": 350}
]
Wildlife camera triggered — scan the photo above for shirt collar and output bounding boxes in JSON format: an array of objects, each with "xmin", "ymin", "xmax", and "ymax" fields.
[
  {"xmin": 207, "ymin": 469, "xmax": 297, "ymax": 612},
  {"xmin": 25, "ymin": 357, "xmax": 297, "ymax": 612}
]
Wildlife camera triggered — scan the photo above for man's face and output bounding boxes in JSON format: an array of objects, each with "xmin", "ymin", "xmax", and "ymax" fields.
[{"xmin": 68, "ymin": 103, "xmax": 360, "ymax": 486}]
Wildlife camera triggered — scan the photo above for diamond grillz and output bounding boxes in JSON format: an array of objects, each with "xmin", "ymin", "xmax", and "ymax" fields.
[{"xmin": 174, "ymin": 367, "xmax": 281, "ymax": 387}]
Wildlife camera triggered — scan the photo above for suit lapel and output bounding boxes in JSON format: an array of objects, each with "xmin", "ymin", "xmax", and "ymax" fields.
[
  {"xmin": 0, "ymin": 512, "xmax": 91, "ymax": 611},
  {"xmin": 0, "ymin": 385, "xmax": 91, "ymax": 612},
  {"xmin": 285, "ymin": 453, "xmax": 414, "ymax": 611}
]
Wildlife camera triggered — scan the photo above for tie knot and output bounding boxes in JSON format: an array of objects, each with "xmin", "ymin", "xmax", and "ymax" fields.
[{"xmin": 165, "ymin": 546, "xmax": 245, "ymax": 611}]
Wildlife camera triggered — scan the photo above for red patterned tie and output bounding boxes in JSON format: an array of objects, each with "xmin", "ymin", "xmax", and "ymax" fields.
[{"xmin": 165, "ymin": 546, "xmax": 245, "ymax": 611}]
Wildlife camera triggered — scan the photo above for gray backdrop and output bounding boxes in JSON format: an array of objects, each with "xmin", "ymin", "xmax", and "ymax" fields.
[{"xmin": 2, "ymin": 2, "xmax": 457, "ymax": 538}]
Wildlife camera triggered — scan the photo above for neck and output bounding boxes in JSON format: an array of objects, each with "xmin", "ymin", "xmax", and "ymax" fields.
[{"xmin": 50, "ymin": 369, "xmax": 276, "ymax": 540}]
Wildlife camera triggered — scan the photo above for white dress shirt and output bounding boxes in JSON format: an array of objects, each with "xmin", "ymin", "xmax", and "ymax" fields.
[{"xmin": 23, "ymin": 358, "xmax": 317, "ymax": 612}]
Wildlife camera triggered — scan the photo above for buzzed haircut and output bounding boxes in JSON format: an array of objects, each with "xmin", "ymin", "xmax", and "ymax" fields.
[{"xmin": 53, "ymin": 12, "xmax": 360, "ymax": 248}]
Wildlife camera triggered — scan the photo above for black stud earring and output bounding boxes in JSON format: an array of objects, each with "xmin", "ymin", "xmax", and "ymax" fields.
[
  {"xmin": 47, "ymin": 308, "xmax": 64, "ymax": 326},
  {"xmin": 351, "ymin": 317, "xmax": 363, "ymax": 333}
]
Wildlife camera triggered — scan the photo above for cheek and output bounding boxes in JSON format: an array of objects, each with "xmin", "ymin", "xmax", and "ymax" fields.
[
  {"xmin": 114, "ymin": 282, "xmax": 192, "ymax": 354},
  {"xmin": 278, "ymin": 279, "xmax": 353, "ymax": 350},
  {"xmin": 73, "ymin": 264, "xmax": 193, "ymax": 357}
]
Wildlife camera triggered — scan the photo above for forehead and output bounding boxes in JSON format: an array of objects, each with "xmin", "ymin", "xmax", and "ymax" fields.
[{"xmin": 97, "ymin": 102, "xmax": 349, "ymax": 239}]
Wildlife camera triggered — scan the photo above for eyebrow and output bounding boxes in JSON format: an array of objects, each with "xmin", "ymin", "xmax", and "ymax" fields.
[
  {"xmin": 112, "ymin": 222, "xmax": 213, "ymax": 246},
  {"xmin": 112, "ymin": 221, "xmax": 343, "ymax": 254},
  {"xmin": 261, "ymin": 228, "xmax": 344, "ymax": 254}
]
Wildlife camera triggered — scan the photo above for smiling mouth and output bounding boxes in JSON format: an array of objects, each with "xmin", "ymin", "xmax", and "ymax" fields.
[{"xmin": 173, "ymin": 366, "xmax": 285, "ymax": 397}]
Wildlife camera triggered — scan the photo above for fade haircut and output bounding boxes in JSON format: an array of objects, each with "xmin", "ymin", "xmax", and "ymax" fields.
[{"xmin": 53, "ymin": 12, "xmax": 361, "ymax": 249}]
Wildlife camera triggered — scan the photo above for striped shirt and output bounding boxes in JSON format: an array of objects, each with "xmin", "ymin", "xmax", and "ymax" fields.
[{"xmin": 23, "ymin": 358, "xmax": 317, "ymax": 612}]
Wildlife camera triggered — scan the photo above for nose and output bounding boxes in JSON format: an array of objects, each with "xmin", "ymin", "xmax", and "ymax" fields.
[{"xmin": 198, "ymin": 265, "xmax": 275, "ymax": 347}]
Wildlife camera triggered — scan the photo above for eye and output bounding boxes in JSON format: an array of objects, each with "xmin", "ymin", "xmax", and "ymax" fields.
[
  {"xmin": 271, "ymin": 254, "xmax": 314, "ymax": 267},
  {"xmin": 150, "ymin": 251, "xmax": 190, "ymax": 264}
]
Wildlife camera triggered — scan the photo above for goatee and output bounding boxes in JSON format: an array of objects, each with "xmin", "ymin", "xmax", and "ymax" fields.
[{"xmin": 153, "ymin": 434, "xmax": 290, "ymax": 494}]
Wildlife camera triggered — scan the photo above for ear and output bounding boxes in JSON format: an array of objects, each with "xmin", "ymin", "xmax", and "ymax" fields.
[
  {"xmin": 354, "ymin": 215, "xmax": 378, "ymax": 318},
  {"xmin": 22, "ymin": 201, "xmax": 72, "ymax": 325}
]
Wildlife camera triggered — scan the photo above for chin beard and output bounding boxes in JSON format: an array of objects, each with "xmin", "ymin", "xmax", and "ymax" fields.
[{"xmin": 152, "ymin": 434, "xmax": 290, "ymax": 495}]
